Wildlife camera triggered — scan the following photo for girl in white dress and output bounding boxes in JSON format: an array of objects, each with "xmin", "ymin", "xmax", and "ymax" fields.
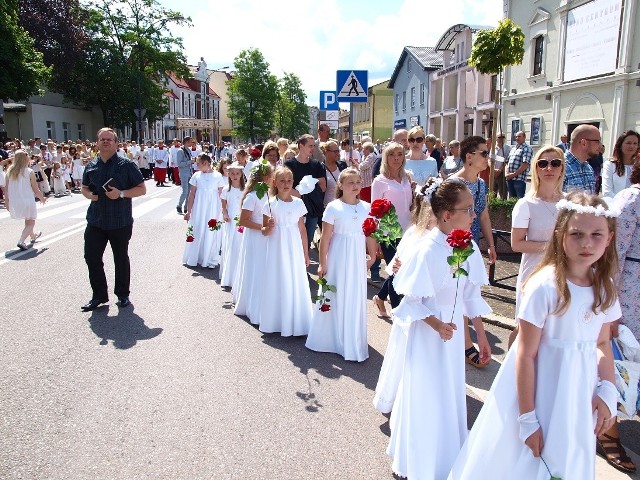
[
  {"xmin": 373, "ymin": 180, "xmax": 436, "ymax": 414},
  {"xmin": 449, "ymin": 192, "xmax": 621, "ymax": 480},
  {"xmin": 70, "ymin": 146, "xmax": 84, "ymax": 191},
  {"xmin": 255, "ymin": 167, "xmax": 313, "ymax": 335},
  {"xmin": 5, "ymin": 150, "xmax": 46, "ymax": 250},
  {"xmin": 182, "ymin": 154, "xmax": 225, "ymax": 268},
  {"xmin": 51, "ymin": 162, "xmax": 67, "ymax": 197},
  {"xmin": 233, "ymin": 162, "xmax": 274, "ymax": 320},
  {"xmin": 386, "ymin": 180, "xmax": 492, "ymax": 479},
  {"xmin": 305, "ymin": 168, "xmax": 377, "ymax": 362},
  {"xmin": 219, "ymin": 163, "xmax": 245, "ymax": 287}
]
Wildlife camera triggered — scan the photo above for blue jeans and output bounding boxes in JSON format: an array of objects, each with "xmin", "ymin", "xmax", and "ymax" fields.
[
  {"xmin": 304, "ymin": 215, "xmax": 319, "ymax": 249},
  {"xmin": 506, "ymin": 179, "xmax": 526, "ymax": 199},
  {"xmin": 177, "ymin": 168, "xmax": 192, "ymax": 208}
]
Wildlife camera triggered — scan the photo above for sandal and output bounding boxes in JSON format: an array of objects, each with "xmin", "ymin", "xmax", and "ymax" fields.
[
  {"xmin": 373, "ymin": 295, "xmax": 390, "ymax": 319},
  {"xmin": 465, "ymin": 346, "xmax": 487, "ymax": 368},
  {"xmin": 596, "ymin": 433, "xmax": 636, "ymax": 473}
]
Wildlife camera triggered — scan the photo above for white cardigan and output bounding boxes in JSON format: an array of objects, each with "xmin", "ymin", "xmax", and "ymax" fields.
[{"xmin": 601, "ymin": 160, "xmax": 631, "ymax": 197}]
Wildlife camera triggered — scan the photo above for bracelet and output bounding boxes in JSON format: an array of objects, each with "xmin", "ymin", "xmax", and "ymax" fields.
[{"xmin": 488, "ymin": 244, "xmax": 495, "ymax": 248}]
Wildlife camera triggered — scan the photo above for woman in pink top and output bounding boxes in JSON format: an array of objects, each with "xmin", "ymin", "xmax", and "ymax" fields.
[{"xmin": 370, "ymin": 142, "xmax": 413, "ymax": 317}]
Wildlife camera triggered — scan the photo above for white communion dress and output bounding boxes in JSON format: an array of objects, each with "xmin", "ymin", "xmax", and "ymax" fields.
[{"xmin": 448, "ymin": 265, "xmax": 622, "ymax": 480}]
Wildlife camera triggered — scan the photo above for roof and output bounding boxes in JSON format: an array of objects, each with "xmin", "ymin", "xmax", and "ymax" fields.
[
  {"xmin": 166, "ymin": 72, "xmax": 220, "ymax": 98},
  {"xmin": 435, "ymin": 24, "xmax": 493, "ymax": 51},
  {"xmin": 388, "ymin": 47, "xmax": 444, "ymax": 88},
  {"xmin": 164, "ymin": 91, "xmax": 179, "ymax": 100}
]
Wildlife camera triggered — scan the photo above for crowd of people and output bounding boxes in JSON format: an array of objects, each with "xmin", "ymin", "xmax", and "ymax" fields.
[{"xmin": 1, "ymin": 123, "xmax": 640, "ymax": 479}]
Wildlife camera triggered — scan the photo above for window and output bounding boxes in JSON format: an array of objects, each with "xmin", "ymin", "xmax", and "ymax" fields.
[
  {"xmin": 407, "ymin": 56, "xmax": 413, "ymax": 73},
  {"xmin": 46, "ymin": 121, "xmax": 56, "ymax": 140},
  {"xmin": 395, "ymin": 94, "xmax": 399, "ymax": 113},
  {"xmin": 62, "ymin": 122, "xmax": 70, "ymax": 142},
  {"xmin": 410, "ymin": 87, "xmax": 416, "ymax": 108},
  {"xmin": 77, "ymin": 124, "xmax": 85, "ymax": 140},
  {"xmin": 420, "ymin": 83, "xmax": 425, "ymax": 105},
  {"xmin": 533, "ymin": 35, "xmax": 544, "ymax": 75},
  {"xmin": 402, "ymin": 92, "xmax": 406, "ymax": 112}
]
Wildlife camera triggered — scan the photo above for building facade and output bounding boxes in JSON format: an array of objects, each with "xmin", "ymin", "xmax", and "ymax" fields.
[
  {"xmin": 389, "ymin": 47, "xmax": 444, "ymax": 133},
  {"xmin": 502, "ymin": 0, "xmax": 640, "ymax": 152},
  {"xmin": 429, "ymin": 24, "xmax": 498, "ymax": 144},
  {"xmin": 3, "ymin": 92, "xmax": 103, "ymax": 142},
  {"xmin": 351, "ymin": 80, "xmax": 393, "ymax": 142}
]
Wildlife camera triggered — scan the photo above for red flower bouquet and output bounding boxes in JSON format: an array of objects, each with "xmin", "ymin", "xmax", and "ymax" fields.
[
  {"xmin": 362, "ymin": 199, "xmax": 403, "ymax": 247},
  {"xmin": 208, "ymin": 218, "xmax": 222, "ymax": 231},
  {"xmin": 446, "ymin": 229, "xmax": 474, "ymax": 278},
  {"xmin": 186, "ymin": 225, "xmax": 194, "ymax": 243},
  {"xmin": 313, "ymin": 277, "xmax": 336, "ymax": 313}
]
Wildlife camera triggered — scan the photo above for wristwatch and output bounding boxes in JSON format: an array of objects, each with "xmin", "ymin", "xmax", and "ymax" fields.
[{"xmin": 119, "ymin": 190, "xmax": 125, "ymax": 199}]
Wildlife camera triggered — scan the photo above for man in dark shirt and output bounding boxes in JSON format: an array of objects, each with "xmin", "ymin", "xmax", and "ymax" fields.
[
  {"xmin": 285, "ymin": 134, "xmax": 326, "ymax": 248},
  {"xmin": 80, "ymin": 127, "xmax": 146, "ymax": 311}
]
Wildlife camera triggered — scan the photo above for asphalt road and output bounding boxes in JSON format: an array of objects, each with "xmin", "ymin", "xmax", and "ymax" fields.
[{"xmin": 0, "ymin": 182, "xmax": 637, "ymax": 479}]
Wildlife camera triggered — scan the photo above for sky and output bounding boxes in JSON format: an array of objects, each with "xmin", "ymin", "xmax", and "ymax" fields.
[{"xmin": 162, "ymin": 0, "xmax": 504, "ymax": 107}]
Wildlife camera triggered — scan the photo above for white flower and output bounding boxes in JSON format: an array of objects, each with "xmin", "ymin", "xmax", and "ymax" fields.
[
  {"xmin": 556, "ymin": 198, "xmax": 621, "ymax": 218},
  {"xmin": 296, "ymin": 175, "xmax": 318, "ymax": 195}
]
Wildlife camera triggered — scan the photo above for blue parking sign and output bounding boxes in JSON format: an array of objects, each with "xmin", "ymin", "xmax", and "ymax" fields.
[{"xmin": 319, "ymin": 91, "xmax": 338, "ymax": 110}]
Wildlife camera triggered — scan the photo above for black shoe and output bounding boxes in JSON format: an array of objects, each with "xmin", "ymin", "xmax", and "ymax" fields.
[
  {"xmin": 156, "ymin": 182, "xmax": 160, "ymax": 186},
  {"xmin": 116, "ymin": 296, "xmax": 131, "ymax": 308},
  {"xmin": 81, "ymin": 298, "xmax": 108, "ymax": 311},
  {"xmin": 176, "ymin": 206, "xmax": 182, "ymax": 214}
]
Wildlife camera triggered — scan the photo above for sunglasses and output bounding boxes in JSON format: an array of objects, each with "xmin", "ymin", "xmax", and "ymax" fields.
[
  {"xmin": 537, "ymin": 159, "xmax": 562, "ymax": 168},
  {"xmin": 452, "ymin": 206, "xmax": 474, "ymax": 217},
  {"xmin": 408, "ymin": 137, "xmax": 424, "ymax": 143},
  {"xmin": 473, "ymin": 150, "xmax": 490, "ymax": 157}
]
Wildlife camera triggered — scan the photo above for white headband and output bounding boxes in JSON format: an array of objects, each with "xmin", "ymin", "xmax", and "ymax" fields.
[{"xmin": 556, "ymin": 198, "xmax": 621, "ymax": 218}]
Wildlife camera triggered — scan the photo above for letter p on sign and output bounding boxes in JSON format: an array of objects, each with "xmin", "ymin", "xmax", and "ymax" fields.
[{"xmin": 320, "ymin": 91, "xmax": 338, "ymax": 111}]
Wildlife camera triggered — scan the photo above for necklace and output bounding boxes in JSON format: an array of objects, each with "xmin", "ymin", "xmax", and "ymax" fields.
[
  {"xmin": 537, "ymin": 195, "xmax": 561, "ymax": 216},
  {"xmin": 344, "ymin": 199, "xmax": 359, "ymax": 220}
]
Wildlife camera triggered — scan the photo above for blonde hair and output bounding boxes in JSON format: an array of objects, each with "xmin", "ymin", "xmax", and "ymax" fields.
[
  {"xmin": 527, "ymin": 145, "xmax": 565, "ymax": 198},
  {"xmin": 335, "ymin": 167, "xmax": 361, "ymax": 199},
  {"xmin": 524, "ymin": 191, "xmax": 618, "ymax": 316},
  {"xmin": 269, "ymin": 166, "xmax": 293, "ymax": 197},
  {"xmin": 407, "ymin": 126, "xmax": 425, "ymax": 139},
  {"xmin": 6, "ymin": 150, "xmax": 29, "ymax": 181},
  {"xmin": 412, "ymin": 179, "xmax": 436, "ymax": 232},
  {"xmin": 380, "ymin": 142, "xmax": 408, "ymax": 180}
]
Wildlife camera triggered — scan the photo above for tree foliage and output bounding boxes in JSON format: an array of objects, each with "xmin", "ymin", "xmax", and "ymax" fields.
[
  {"xmin": 227, "ymin": 48, "xmax": 279, "ymax": 143},
  {"xmin": 275, "ymin": 72, "xmax": 309, "ymax": 140},
  {"xmin": 18, "ymin": 0, "xmax": 90, "ymax": 94},
  {"xmin": 0, "ymin": 0, "xmax": 50, "ymax": 101},
  {"xmin": 469, "ymin": 18, "xmax": 525, "ymax": 75}
]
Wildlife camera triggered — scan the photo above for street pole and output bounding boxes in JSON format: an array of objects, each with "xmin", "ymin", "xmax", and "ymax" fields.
[{"xmin": 137, "ymin": 70, "xmax": 143, "ymax": 144}]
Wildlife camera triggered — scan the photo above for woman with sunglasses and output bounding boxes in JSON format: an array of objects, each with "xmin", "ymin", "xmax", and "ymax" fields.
[
  {"xmin": 450, "ymin": 136, "xmax": 495, "ymax": 368},
  {"xmin": 404, "ymin": 126, "xmax": 438, "ymax": 187},
  {"xmin": 508, "ymin": 146, "xmax": 565, "ymax": 347}
]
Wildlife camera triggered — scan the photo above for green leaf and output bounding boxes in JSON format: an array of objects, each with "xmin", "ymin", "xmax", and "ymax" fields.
[
  {"xmin": 453, "ymin": 267, "xmax": 468, "ymax": 278},
  {"xmin": 311, "ymin": 296, "xmax": 321, "ymax": 302},
  {"xmin": 447, "ymin": 256, "xmax": 458, "ymax": 266},
  {"xmin": 316, "ymin": 277, "xmax": 326, "ymax": 286},
  {"xmin": 327, "ymin": 285, "xmax": 337, "ymax": 293},
  {"xmin": 254, "ymin": 182, "xmax": 269, "ymax": 199}
]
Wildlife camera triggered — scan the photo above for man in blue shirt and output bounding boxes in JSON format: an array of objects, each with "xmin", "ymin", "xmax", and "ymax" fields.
[
  {"xmin": 80, "ymin": 127, "xmax": 146, "ymax": 311},
  {"xmin": 505, "ymin": 131, "xmax": 532, "ymax": 198},
  {"xmin": 563, "ymin": 124, "xmax": 600, "ymax": 194}
]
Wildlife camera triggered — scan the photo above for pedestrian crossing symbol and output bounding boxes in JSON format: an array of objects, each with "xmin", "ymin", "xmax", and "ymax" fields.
[{"xmin": 336, "ymin": 70, "xmax": 368, "ymax": 103}]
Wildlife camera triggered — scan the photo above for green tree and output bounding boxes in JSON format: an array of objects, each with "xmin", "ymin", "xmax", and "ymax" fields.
[
  {"xmin": 469, "ymin": 18, "xmax": 525, "ymax": 191},
  {"xmin": 227, "ymin": 48, "xmax": 279, "ymax": 143},
  {"xmin": 35, "ymin": 0, "xmax": 191, "ymax": 136},
  {"xmin": 0, "ymin": 0, "xmax": 50, "ymax": 101},
  {"xmin": 275, "ymin": 72, "xmax": 309, "ymax": 140}
]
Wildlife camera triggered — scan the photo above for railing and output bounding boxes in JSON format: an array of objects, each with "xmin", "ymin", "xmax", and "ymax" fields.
[{"xmin": 485, "ymin": 229, "xmax": 520, "ymax": 291}]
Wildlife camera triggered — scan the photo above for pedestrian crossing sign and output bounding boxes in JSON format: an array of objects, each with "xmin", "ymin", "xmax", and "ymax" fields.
[{"xmin": 336, "ymin": 70, "xmax": 368, "ymax": 103}]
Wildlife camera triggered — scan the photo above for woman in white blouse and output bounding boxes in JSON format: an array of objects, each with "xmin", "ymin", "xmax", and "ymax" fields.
[{"xmin": 602, "ymin": 130, "xmax": 639, "ymax": 197}]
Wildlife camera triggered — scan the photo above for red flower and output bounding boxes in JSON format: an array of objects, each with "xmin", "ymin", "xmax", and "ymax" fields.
[
  {"xmin": 186, "ymin": 235, "xmax": 195, "ymax": 243},
  {"xmin": 208, "ymin": 219, "xmax": 217, "ymax": 229},
  {"xmin": 362, "ymin": 217, "xmax": 378, "ymax": 236},
  {"xmin": 446, "ymin": 229, "xmax": 473, "ymax": 249},
  {"xmin": 369, "ymin": 198, "xmax": 392, "ymax": 218},
  {"xmin": 320, "ymin": 304, "xmax": 331, "ymax": 312},
  {"xmin": 237, "ymin": 226, "xmax": 244, "ymax": 233}
]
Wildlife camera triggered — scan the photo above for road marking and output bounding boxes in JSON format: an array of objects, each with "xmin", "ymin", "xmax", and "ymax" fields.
[{"xmin": 132, "ymin": 198, "xmax": 172, "ymax": 218}]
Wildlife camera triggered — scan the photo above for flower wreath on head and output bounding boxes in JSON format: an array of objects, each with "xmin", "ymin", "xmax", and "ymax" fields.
[{"xmin": 556, "ymin": 198, "xmax": 621, "ymax": 218}]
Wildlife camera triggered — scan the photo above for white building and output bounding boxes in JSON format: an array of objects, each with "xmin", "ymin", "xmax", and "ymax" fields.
[
  {"xmin": 429, "ymin": 24, "xmax": 498, "ymax": 143},
  {"xmin": 502, "ymin": 0, "xmax": 640, "ymax": 151},
  {"xmin": 3, "ymin": 92, "xmax": 103, "ymax": 142}
]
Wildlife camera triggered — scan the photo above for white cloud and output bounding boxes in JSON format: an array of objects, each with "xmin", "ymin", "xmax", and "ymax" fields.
[{"xmin": 166, "ymin": 0, "xmax": 503, "ymax": 106}]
